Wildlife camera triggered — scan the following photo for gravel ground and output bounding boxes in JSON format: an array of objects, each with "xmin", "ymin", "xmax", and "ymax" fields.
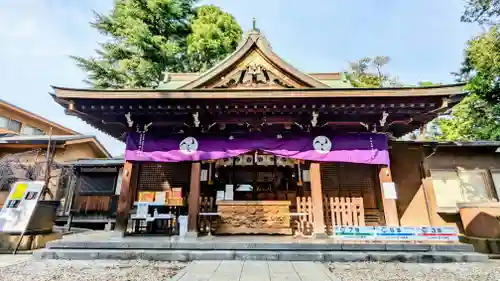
[
  {"xmin": 0, "ymin": 259, "xmax": 186, "ymax": 281},
  {"xmin": 328, "ymin": 261, "xmax": 500, "ymax": 281},
  {"xmin": 1, "ymin": 259, "xmax": 499, "ymax": 281}
]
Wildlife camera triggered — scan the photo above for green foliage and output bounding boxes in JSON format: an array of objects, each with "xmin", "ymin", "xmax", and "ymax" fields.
[
  {"xmin": 456, "ymin": 27, "xmax": 500, "ymax": 104},
  {"xmin": 72, "ymin": 0, "xmax": 242, "ymax": 89},
  {"xmin": 417, "ymin": 81, "xmax": 441, "ymax": 87},
  {"xmin": 437, "ymin": 3, "xmax": 500, "ymax": 141},
  {"xmin": 186, "ymin": 5, "xmax": 242, "ymax": 72},
  {"xmin": 439, "ymin": 26, "xmax": 500, "ymax": 140},
  {"xmin": 346, "ymin": 56, "xmax": 400, "ymax": 88},
  {"xmin": 437, "ymin": 94, "xmax": 500, "ymax": 141}
]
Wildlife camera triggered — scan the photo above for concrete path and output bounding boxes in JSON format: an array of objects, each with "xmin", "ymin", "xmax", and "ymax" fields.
[
  {"xmin": 171, "ymin": 260, "xmax": 336, "ymax": 281},
  {"xmin": 0, "ymin": 254, "xmax": 31, "ymax": 268}
]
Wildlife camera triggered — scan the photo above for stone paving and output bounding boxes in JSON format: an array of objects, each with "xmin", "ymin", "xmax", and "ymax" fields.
[
  {"xmin": 172, "ymin": 260, "xmax": 335, "ymax": 281},
  {"xmin": 0, "ymin": 254, "xmax": 31, "ymax": 268},
  {"xmin": 0, "ymin": 257, "xmax": 499, "ymax": 280}
]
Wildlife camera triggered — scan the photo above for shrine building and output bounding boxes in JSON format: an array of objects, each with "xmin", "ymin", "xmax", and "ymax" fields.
[{"xmin": 50, "ymin": 28, "xmax": 472, "ymax": 238}]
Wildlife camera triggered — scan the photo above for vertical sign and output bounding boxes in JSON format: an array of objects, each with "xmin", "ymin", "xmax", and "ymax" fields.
[{"xmin": 382, "ymin": 182, "xmax": 397, "ymax": 199}]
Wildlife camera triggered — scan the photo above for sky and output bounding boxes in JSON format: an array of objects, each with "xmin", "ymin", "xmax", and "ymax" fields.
[{"xmin": 0, "ymin": 0, "xmax": 481, "ymax": 156}]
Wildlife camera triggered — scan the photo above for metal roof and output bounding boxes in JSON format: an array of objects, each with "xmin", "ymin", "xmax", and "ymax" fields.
[
  {"xmin": 64, "ymin": 158, "xmax": 125, "ymax": 167},
  {"xmin": 0, "ymin": 134, "xmax": 112, "ymax": 158},
  {"xmin": 0, "ymin": 135, "xmax": 94, "ymax": 143}
]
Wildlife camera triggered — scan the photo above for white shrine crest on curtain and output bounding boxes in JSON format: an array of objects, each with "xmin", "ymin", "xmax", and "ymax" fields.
[
  {"xmin": 179, "ymin": 137, "xmax": 199, "ymax": 155},
  {"xmin": 312, "ymin": 136, "xmax": 332, "ymax": 154}
]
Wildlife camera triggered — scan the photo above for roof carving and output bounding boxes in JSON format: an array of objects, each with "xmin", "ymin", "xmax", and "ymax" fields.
[{"xmin": 179, "ymin": 28, "xmax": 329, "ymax": 89}]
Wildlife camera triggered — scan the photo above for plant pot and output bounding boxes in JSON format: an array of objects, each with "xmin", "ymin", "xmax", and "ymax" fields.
[{"xmin": 27, "ymin": 200, "xmax": 60, "ymax": 233}]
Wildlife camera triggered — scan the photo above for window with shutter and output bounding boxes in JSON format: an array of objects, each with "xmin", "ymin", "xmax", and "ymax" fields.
[
  {"xmin": 489, "ymin": 169, "xmax": 500, "ymax": 200},
  {"xmin": 430, "ymin": 170, "xmax": 464, "ymax": 212},
  {"xmin": 0, "ymin": 116, "xmax": 8, "ymax": 128},
  {"xmin": 457, "ymin": 169, "xmax": 490, "ymax": 203},
  {"xmin": 7, "ymin": 119, "xmax": 21, "ymax": 132},
  {"xmin": 431, "ymin": 169, "xmax": 493, "ymax": 212},
  {"xmin": 78, "ymin": 173, "xmax": 116, "ymax": 195}
]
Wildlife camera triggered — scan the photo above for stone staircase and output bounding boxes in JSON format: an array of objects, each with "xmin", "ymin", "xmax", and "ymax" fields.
[{"xmin": 33, "ymin": 235, "xmax": 488, "ymax": 262}]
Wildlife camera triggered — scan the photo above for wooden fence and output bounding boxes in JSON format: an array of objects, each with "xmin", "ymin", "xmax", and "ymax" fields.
[
  {"xmin": 324, "ymin": 197, "xmax": 365, "ymax": 234},
  {"xmin": 74, "ymin": 195, "xmax": 112, "ymax": 214}
]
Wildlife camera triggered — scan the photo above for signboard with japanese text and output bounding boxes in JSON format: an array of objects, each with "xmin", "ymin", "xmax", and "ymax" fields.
[
  {"xmin": 334, "ymin": 226, "xmax": 376, "ymax": 240},
  {"xmin": 0, "ymin": 181, "xmax": 44, "ymax": 233},
  {"xmin": 333, "ymin": 226, "xmax": 458, "ymax": 242}
]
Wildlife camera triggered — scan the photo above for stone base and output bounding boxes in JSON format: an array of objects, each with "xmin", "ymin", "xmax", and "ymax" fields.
[
  {"xmin": 0, "ymin": 232, "xmax": 62, "ymax": 251},
  {"xmin": 34, "ymin": 249, "xmax": 488, "ymax": 263},
  {"xmin": 35, "ymin": 232, "xmax": 488, "ymax": 262},
  {"xmin": 108, "ymin": 231, "xmax": 126, "ymax": 238},
  {"xmin": 185, "ymin": 231, "xmax": 199, "ymax": 239},
  {"xmin": 460, "ymin": 235, "xmax": 500, "ymax": 254}
]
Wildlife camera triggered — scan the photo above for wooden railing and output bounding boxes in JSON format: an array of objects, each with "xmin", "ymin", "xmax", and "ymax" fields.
[{"xmin": 295, "ymin": 196, "xmax": 314, "ymax": 236}]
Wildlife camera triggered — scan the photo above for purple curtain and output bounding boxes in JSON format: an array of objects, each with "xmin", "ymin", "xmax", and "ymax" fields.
[{"xmin": 125, "ymin": 132, "xmax": 390, "ymax": 165}]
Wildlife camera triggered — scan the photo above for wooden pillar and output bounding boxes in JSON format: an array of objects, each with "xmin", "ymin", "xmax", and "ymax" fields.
[
  {"xmin": 115, "ymin": 161, "xmax": 137, "ymax": 234},
  {"xmin": 310, "ymin": 162, "xmax": 326, "ymax": 236},
  {"xmin": 187, "ymin": 162, "xmax": 201, "ymax": 234},
  {"xmin": 379, "ymin": 165, "xmax": 400, "ymax": 226}
]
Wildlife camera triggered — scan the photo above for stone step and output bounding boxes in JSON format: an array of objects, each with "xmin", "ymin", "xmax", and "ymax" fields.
[
  {"xmin": 45, "ymin": 240, "xmax": 475, "ymax": 253},
  {"xmin": 33, "ymin": 248, "xmax": 488, "ymax": 263}
]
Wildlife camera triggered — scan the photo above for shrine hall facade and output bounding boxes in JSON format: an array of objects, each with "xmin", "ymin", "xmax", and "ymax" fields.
[{"xmin": 51, "ymin": 28, "xmax": 471, "ymax": 237}]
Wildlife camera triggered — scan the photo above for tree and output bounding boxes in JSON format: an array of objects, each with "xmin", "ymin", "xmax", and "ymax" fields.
[
  {"xmin": 186, "ymin": 5, "xmax": 242, "ymax": 72},
  {"xmin": 437, "ymin": 94, "xmax": 500, "ymax": 141},
  {"xmin": 417, "ymin": 81, "xmax": 441, "ymax": 87},
  {"xmin": 462, "ymin": 0, "xmax": 500, "ymax": 24},
  {"xmin": 437, "ymin": 3, "xmax": 500, "ymax": 141},
  {"xmin": 73, "ymin": 0, "xmax": 242, "ymax": 89},
  {"xmin": 346, "ymin": 56, "xmax": 400, "ymax": 88},
  {"xmin": 457, "ymin": 27, "xmax": 500, "ymax": 104},
  {"xmin": 0, "ymin": 149, "xmax": 74, "ymax": 200}
]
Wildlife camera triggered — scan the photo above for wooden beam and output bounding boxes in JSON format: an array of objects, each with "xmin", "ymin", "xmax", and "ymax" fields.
[
  {"xmin": 310, "ymin": 162, "xmax": 326, "ymax": 236},
  {"xmin": 378, "ymin": 165, "xmax": 400, "ymax": 226},
  {"xmin": 187, "ymin": 162, "xmax": 201, "ymax": 234},
  {"xmin": 53, "ymin": 84, "xmax": 465, "ymax": 99},
  {"xmin": 115, "ymin": 161, "xmax": 137, "ymax": 234}
]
